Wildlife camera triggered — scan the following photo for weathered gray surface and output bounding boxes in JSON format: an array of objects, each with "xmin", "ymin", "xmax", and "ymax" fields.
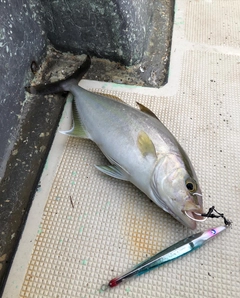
[
  {"xmin": 0, "ymin": 0, "xmax": 174, "ymax": 293},
  {"xmin": 40, "ymin": 0, "xmax": 174, "ymax": 86},
  {"xmin": 0, "ymin": 0, "xmax": 47, "ymax": 291},
  {"xmin": 41, "ymin": 0, "xmax": 154, "ymax": 65},
  {"xmin": 0, "ymin": 0, "xmax": 46, "ymax": 178},
  {"xmin": 139, "ymin": 0, "xmax": 173, "ymax": 86}
]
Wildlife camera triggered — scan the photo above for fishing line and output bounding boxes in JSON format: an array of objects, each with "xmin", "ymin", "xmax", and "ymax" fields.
[
  {"xmin": 185, "ymin": 192, "xmax": 232, "ymax": 226},
  {"xmin": 185, "ymin": 206, "xmax": 232, "ymax": 226},
  {"xmin": 200, "ymin": 206, "xmax": 232, "ymax": 226}
]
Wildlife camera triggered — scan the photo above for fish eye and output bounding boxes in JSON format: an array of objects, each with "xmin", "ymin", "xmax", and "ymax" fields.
[{"xmin": 185, "ymin": 179, "xmax": 197, "ymax": 192}]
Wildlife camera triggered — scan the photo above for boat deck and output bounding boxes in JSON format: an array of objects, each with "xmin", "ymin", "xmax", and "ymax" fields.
[{"xmin": 3, "ymin": 1, "xmax": 240, "ymax": 297}]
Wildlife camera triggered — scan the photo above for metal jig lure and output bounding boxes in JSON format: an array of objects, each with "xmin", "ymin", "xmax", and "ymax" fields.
[{"xmin": 102, "ymin": 225, "xmax": 228, "ymax": 290}]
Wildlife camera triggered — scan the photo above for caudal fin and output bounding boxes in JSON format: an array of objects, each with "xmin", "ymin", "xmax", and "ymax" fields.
[{"xmin": 25, "ymin": 55, "xmax": 91, "ymax": 95}]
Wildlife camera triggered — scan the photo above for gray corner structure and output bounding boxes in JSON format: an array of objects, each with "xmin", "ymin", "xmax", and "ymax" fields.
[{"xmin": 0, "ymin": 0, "xmax": 174, "ymax": 293}]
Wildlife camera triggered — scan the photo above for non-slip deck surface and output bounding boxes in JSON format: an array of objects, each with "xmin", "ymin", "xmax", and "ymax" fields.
[{"xmin": 20, "ymin": 49, "xmax": 240, "ymax": 297}]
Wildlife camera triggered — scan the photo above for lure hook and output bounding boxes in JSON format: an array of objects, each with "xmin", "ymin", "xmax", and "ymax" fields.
[{"xmin": 184, "ymin": 211, "xmax": 207, "ymax": 222}]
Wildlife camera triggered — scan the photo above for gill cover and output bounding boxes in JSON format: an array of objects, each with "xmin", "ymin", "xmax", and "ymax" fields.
[{"xmin": 150, "ymin": 154, "xmax": 203, "ymax": 229}]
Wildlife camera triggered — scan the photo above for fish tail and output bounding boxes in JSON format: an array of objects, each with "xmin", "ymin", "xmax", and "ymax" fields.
[{"xmin": 25, "ymin": 55, "xmax": 91, "ymax": 95}]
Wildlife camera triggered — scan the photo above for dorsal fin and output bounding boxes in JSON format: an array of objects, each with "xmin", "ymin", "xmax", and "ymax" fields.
[
  {"xmin": 95, "ymin": 92, "xmax": 124, "ymax": 103},
  {"xmin": 136, "ymin": 102, "xmax": 159, "ymax": 120}
]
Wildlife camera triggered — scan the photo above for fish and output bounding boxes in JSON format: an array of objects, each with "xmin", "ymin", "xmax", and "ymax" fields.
[{"xmin": 27, "ymin": 55, "xmax": 204, "ymax": 229}]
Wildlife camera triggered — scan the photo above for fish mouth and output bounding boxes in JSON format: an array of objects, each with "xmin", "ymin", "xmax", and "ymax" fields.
[
  {"xmin": 150, "ymin": 184, "xmax": 205, "ymax": 229},
  {"xmin": 160, "ymin": 203, "xmax": 204, "ymax": 229},
  {"xmin": 182, "ymin": 199, "xmax": 206, "ymax": 225},
  {"xmin": 166, "ymin": 208, "xmax": 201, "ymax": 229},
  {"xmin": 167, "ymin": 201, "xmax": 206, "ymax": 229},
  {"xmin": 179, "ymin": 197, "xmax": 205, "ymax": 228}
]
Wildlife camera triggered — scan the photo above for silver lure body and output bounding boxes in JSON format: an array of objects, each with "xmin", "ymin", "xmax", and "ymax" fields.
[{"xmin": 107, "ymin": 226, "xmax": 227, "ymax": 288}]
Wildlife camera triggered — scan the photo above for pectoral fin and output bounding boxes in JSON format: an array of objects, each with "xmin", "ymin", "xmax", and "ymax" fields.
[
  {"xmin": 59, "ymin": 100, "xmax": 90, "ymax": 139},
  {"xmin": 95, "ymin": 164, "xmax": 129, "ymax": 181},
  {"xmin": 136, "ymin": 102, "xmax": 159, "ymax": 120},
  {"xmin": 137, "ymin": 131, "xmax": 157, "ymax": 158}
]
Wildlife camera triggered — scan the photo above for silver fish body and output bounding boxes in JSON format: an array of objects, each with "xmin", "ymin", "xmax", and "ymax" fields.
[
  {"xmin": 61, "ymin": 82, "xmax": 203, "ymax": 229},
  {"xmin": 29, "ymin": 57, "xmax": 203, "ymax": 229}
]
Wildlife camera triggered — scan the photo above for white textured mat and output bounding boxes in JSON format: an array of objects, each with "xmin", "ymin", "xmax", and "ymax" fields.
[
  {"xmin": 3, "ymin": 1, "xmax": 240, "ymax": 297},
  {"xmin": 185, "ymin": 0, "xmax": 240, "ymax": 47}
]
